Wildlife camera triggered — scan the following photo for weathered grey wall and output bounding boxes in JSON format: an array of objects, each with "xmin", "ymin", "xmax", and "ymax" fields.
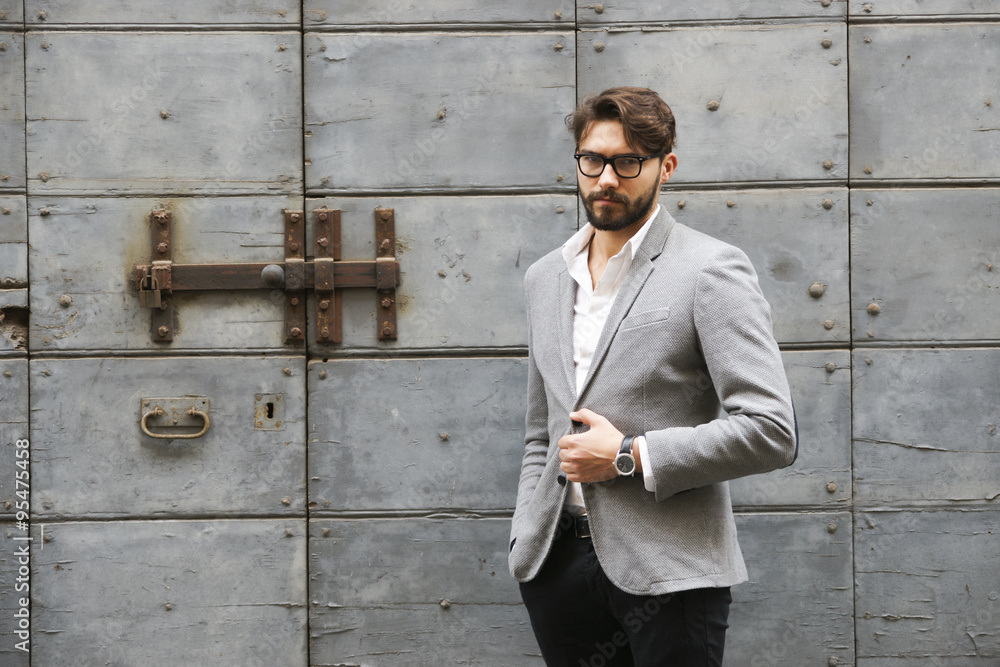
[{"xmin": 0, "ymin": 1, "xmax": 997, "ymax": 665}]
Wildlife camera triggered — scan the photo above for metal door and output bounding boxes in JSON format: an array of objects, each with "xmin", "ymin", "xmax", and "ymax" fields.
[{"xmin": 1, "ymin": 2, "xmax": 998, "ymax": 665}]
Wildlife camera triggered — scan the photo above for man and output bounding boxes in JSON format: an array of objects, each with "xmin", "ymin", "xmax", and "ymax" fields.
[{"xmin": 509, "ymin": 87, "xmax": 797, "ymax": 666}]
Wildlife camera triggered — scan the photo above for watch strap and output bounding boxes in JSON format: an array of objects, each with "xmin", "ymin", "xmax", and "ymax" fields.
[{"xmin": 619, "ymin": 435, "xmax": 636, "ymax": 456}]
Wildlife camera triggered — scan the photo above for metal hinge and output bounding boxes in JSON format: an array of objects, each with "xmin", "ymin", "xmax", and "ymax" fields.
[{"xmin": 133, "ymin": 208, "xmax": 400, "ymax": 344}]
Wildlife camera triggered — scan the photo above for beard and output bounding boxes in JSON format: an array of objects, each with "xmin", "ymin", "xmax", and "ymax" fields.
[{"xmin": 581, "ymin": 179, "xmax": 660, "ymax": 232}]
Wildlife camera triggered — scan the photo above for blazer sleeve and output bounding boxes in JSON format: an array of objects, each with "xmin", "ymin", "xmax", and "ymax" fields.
[{"xmin": 645, "ymin": 245, "xmax": 797, "ymax": 501}]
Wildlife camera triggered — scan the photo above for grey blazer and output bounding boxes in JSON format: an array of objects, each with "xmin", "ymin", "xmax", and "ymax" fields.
[{"xmin": 509, "ymin": 210, "xmax": 797, "ymax": 596}]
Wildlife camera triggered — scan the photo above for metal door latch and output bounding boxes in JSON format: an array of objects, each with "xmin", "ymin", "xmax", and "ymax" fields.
[{"xmin": 133, "ymin": 209, "xmax": 401, "ymax": 344}]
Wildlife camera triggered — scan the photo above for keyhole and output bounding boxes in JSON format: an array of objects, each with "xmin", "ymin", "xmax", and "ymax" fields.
[{"xmin": 266, "ymin": 402, "xmax": 274, "ymax": 419}]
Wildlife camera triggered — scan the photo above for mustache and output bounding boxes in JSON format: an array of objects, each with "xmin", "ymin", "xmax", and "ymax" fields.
[{"xmin": 587, "ymin": 190, "xmax": 629, "ymax": 205}]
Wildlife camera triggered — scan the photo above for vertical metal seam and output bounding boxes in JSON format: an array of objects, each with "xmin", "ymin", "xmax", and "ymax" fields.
[
  {"xmin": 21, "ymin": 0, "xmax": 32, "ymax": 661},
  {"xmin": 845, "ymin": 9, "xmax": 858, "ymax": 667}
]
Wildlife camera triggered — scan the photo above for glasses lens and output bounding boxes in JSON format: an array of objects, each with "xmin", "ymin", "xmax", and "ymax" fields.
[
  {"xmin": 613, "ymin": 157, "xmax": 642, "ymax": 178},
  {"xmin": 579, "ymin": 155, "xmax": 605, "ymax": 176}
]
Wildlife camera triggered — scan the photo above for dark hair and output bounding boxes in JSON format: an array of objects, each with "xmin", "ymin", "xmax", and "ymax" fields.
[{"xmin": 566, "ymin": 87, "xmax": 676, "ymax": 155}]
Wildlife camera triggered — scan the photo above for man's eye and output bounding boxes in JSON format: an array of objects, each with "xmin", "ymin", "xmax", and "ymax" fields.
[{"xmin": 617, "ymin": 158, "xmax": 640, "ymax": 168}]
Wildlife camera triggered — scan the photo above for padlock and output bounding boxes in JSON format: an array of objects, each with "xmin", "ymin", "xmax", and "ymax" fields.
[{"xmin": 138, "ymin": 274, "xmax": 161, "ymax": 308}]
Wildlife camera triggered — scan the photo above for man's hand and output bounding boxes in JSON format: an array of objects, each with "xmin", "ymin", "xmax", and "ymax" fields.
[{"xmin": 557, "ymin": 408, "xmax": 625, "ymax": 483}]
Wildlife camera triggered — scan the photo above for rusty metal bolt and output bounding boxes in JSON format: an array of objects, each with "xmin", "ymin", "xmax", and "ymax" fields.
[
  {"xmin": 59, "ymin": 294, "xmax": 73, "ymax": 307},
  {"xmin": 821, "ymin": 0, "xmax": 832, "ymax": 6},
  {"xmin": 726, "ymin": 200, "xmax": 736, "ymax": 208},
  {"xmin": 157, "ymin": 242, "xmax": 168, "ymax": 254},
  {"xmin": 40, "ymin": 207, "xmax": 50, "ymax": 216},
  {"xmin": 556, "ymin": 174, "xmax": 564, "ymax": 182},
  {"xmin": 318, "ymin": 211, "xmax": 328, "ymax": 221},
  {"xmin": 290, "ymin": 212, "xmax": 300, "ymax": 223},
  {"xmin": 554, "ymin": 10, "xmax": 563, "ymax": 19},
  {"xmin": 821, "ymin": 39, "xmax": 833, "ymax": 49},
  {"xmin": 439, "ymin": 599, "xmax": 451, "ymax": 609},
  {"xmin": 826, "ymin": 482, "xmax": 837, "ymax": 494},
  {"xmin": 281, "ymin": 497, "xmax": 291, "ymax": 505},
  {"xmin": 707, "ymin": 100, "xmax": 720, "ymax": 112},
  {"xmin": 865, "ymin": 358, "xmax": 873, "ymax": 366},
  {"xmin": 0, "ymin": 43, "xmax": 6, "ymax": 52},
  {"xmin": 278, "ymin": 44, "xmax": 286, "ymax": 51},
  {"xmin": 823, "ymin": 319, "xmax": 835, "ymax": 330},
  {"xmin": 381, "ymin": 325, "xmax": 393, "ymax": 337},
  {"xmin": 864, "ymin": 36, "xmax": 872, "ymax": 44},
  {"xmin": 828, "ymin": 658, "xmax": 839, "ymax": 667},
  {"xmin": 822, "ymin": 199, "xmax": 834, "ymax": 210},
  {"xmin": 38, "ymin": 10, "xmax": 47, "ymax": 20},
  {"xmin": 862, "ymin": 3, "xmax": 872, "ymax": 12},
  {"xmin": 157, "ymin": 325, "xmax": 170, "ymax": 337},
  {"xmin": 290, "ymin": 297, "xmax": 299, "ymax": 306},
  {"xmin": 285, "ymin": 529, "xmax": 294, "ymax": 537},
  {"xmin": 866, "ymin": 198, "xmax": 874, "ymax": 206},
  {"xmin": 318, "ymin": 370, "xmax": 327, "ymax": 380},
  {"xmin": 320, "ymin": 327, "xmax": 330, "ymax": 339},
  {"xmin": 594, "ymin": 4, "xmax": 604, "ymax": 13},
  {"xmin": 381, "ymin": 297, "xmax": 394, "ymax": 309},
  {"xmin": 0, "ymin": 175, "xmax": 7, "ymax": 182},
  {"xmin": 317, "ymin": 236, "xmax": 328, "ymax": 248},
  {"xmin": 437, "ymin": 109, "xmax": 447, "ymax": 120},
  {"xmin": 283, "ymin": 367, "xmax": 292, "ymax": 376},
  {"xmin": 153, "ymin": 211, "xmax": 169, "ymax": 223},
  {"xmin": 594, "ymin": 42, "xmax": 605, "ymax": 52},
  {"xmin": 290, "ymin": 327, "xmax": 302, "ymax": 338},
  {"xmin": 289, "ymin": 242, "xmax": 299, "ymax": 252},
  {"xmin": 822, "ymin": 159, "xmax": 833, "ymax": 170},
  {"xmin": 827, "ymin": 522, "xmax": 838, "ymax": 534},
  {"xmin": 554, "ymin": 43, "xmax": 564, "ymax": 52},
  {"xmin": 863, "ymin": 166, "xmax": 872, "ymax": 174},
  {"xmin": 380, "ymin": 238, "xmax": 391, "ymax": 251},
  {"xmin": 808, "ymin": 282, "xmax": 826, "ymax": 298},
  {"xmin": 318, "ymin": 299, "xmax": 330, "ymax": 310},
  {"xmin": 1, "ymin": 208, "xmax": 9, "ymax": 215},
  {"xmin": 825, "ymin": 362, "xmax": 837, "ymax": 374},
  {"xmin": 380, "ymin": 210, "xmax": 391, "ymax": 221},
  {"xmin": 160, "ymin": 110, "xmax": 169, "ymax": 119},
  {"xmin": 867, "ymin": 302, "xmax": 881, "ymax": 316},
  {"xmin": 165, "ymin": 603, "xmax": 173, "ymax": 611},
  {"xmin": 677, "ymin": 200, "xmax": 686, "ymax": 209}
]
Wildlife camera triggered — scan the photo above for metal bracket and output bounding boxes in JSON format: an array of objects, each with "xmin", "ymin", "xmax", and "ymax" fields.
[{"xmin": 134, "ymin": 208, "xmax": 401, "ymax": 344}]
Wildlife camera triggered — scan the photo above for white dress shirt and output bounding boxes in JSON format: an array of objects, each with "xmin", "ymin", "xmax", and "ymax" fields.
[{"xmin": 561, "ymin": 206, "xmax": 659, "ymax": 514}]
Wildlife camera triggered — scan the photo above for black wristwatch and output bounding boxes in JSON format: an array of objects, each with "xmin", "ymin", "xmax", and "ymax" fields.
[{"xmin": 614, "ymin": 435, "xmax": 637, "ymax": 477}]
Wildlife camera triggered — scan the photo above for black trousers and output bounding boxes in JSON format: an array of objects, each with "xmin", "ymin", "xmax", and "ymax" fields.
[{"xmin": 519, "ymin": 528, "xmax": 731, "ymax": 667}]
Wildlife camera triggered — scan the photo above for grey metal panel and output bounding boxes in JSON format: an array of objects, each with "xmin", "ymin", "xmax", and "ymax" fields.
[
  {"xmin": 667, "ymin": 188, "xmax": 850, "ymax": 344},
  {"xmin": 850, "ymin": 0, "xmax": 1000, "ymax": 15},
  {"xmin": 304, "ymin": 32, "xmax": 576, "ymax": 193},
  {"xmin": 309, "ymin": 518, "xmax": 541, "ymax": 665},
  {"xmin": 579, "ymin": 0, "xmax": 846, "ymax": 23},
  {"xmin": 28, "ymin": 196, "xmax": 299, "ymax": 351},
  {"xmin": 0, "ymin": 526, "xmax": 30, "ymax": 666},
  {"xmin": 25, "ymin": 31, "xmax": 301, "ymax": 195},
  {"xmin": 730, "ymin": 350, "xmax": 852, "ymax": 508},
  {"xmin": 578, "ymin": 24, "xmax": 848, "ymax": 184},
  {"xmin": 308, "ymin": 195, "xmax": 577, "ymax": 351},
  {"xmin": 0, "ymin": 3, "xmax": 24, "ymax": 23},
  {"xmin": 853, "ymin": 348, "xmax": 1000, "ymax": 506},
  {"xmin": 728, "ymin": 512, "xmax": 854, "ymax": 667},
  {"xmin": 309, "ymin": 358, "xmax": 525, "ymax": 513},
  {"xmin": 0, "ymin": 289, "xmax": 28, "ymax": 352},
  {"xmin": 0, "ymin": 359, "xmax": 28, "ymax": 520},
  {"xmin": 849, "ymin": 24, "xmax": 1000, "ymax": 181},
  {"xmin": 32, "ymin": 519, "xmax": 308, "ymax": 666},
  {"xmin": 855, "ymin": 510, "xmax": 1000, "ymax": 664},
  {"xmin": 0, "ymin": 195, "xmax": 27, "ymax": 286},
  {"xmin": 30, "ymin": 355, "xmax": 306, "ymax": 519},
  {"xmin": 851, "ymin": 189, "xmax": 1000, "ymax": 342},
  {"xmin": 305, "ymin": 0, "xmax": 575, "ymax": 26},
  {"xmin": 27, "ymin": 0, "xmax": 301, "ymax": 24},
  {"xmin": 0, "ymin": 30, "xmax": 25, "ymax": 191}
]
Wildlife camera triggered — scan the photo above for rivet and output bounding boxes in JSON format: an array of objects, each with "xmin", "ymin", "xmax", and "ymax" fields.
[
  {"xmin": 726, "ymin": 200, "xmax": 736, "ymax": 208},
  {"xmin": 2, "ymin": 370, "xmax": 11, "ymax": 377},
  {"xmin": 157, "ymin": 242, "xmax": 168, "ymax": 253},
  {"xmin": 317, "ymin": 236, "xmax": 328, "ymax": 247},
  {"xmin": 42, "ymin": 370, "xmax": 51, "ymax": 377},
  {"xmin": 154, "ymin": 211, "xmax": 169, "ymax": 223},
  {"xmin": 822, "ymin": 159, "xmax": 833, "ymax": 170},
  {"xmin": 439, "ymin": 599, "xmax": 451, "ymax": 609},
  {"xmin": 829, "ymin": 58, "xmax": 841, "ymax": 66},
  {"xmin": 821, "ymin": 0, "xmax": 832, "ymax": 6},
  {"xmin": 865, "ymin": 358, "xmax": 872, "ymax": 365},
  {"xmin": 823, "ymin": 319, "xmax": 835, "ymax": 330},
  {"xmin": 255, "ymin": 393, "xmax": 262, "ymax": 401},
  {"xmin": 594, "ymin": 42, "xmax": 605, "ymax": 52},
  {"xmin": 290, "ymin": 212, "xmax": 300, "ymax": 223},
  {"xmin": 38, "ymin": 10, "xmax": 47, "ymax": 20},
  {"xmin": 437, "ymin": 109, "xmax": 446, "ymax": 119},
  {"xmin": 290, "ymin": 327, "xmax": 302, "ymax": 338},
  {"xmin": 381, "ymin": 297, "xmax": 394, "ymax": 308},
  {"xmin": 864, "ymin": 36, "xmax": 872, "ymax": 44},
  {"xmin": 160, "ymin": 110, "xmax": 169, "ymax": 119},
  {"xmin": 382, "ymin": 325, "xmax": 393, "ymax": 337},
  {"xmin": 320, "ymin": 327, "xmax": 329, "ymax": 339},
  {"xmin": 867, "ymin": 302, "xmax": 881, "ymax": 315},
  {"xmin": 439, "ymin": 432, "xmax": 450, "ymax": 441},
  {"xmin": 157, "ymin": 325, "xmax": 170, "ymax": 337},
  {"xmin": 318, "ymin": 211, "xmax": 328, "ymax": 221},
  {"xmin": 863, "ymin": 166, "xmax": 872, "ymax": 174},
  {"xmin": 0, "ymin": 43, "xmax": 6, "ymax": 51},
  {"xmin": 319, "ymin": 44, "xmax": 326, "ymax": 51},
  {"xmin": 278, "ymin": 44, "xmax": 286, "ymax": 52},
  {"xmin": 437, "ymin": 270, "xmax": 447, "ymax": 278},
  {"xmin": 380, "ymin": 210, "xmax": 391, "ymax": 221},
  {"xmin": 281, "ymin": 496, "xmax": 291, "ymax": 506},
  {"xmin": 290, "ymin": 297, "xmax": 299, "ymax": 306},
  {"xmin": 0, "ymin": 175, "xmax": 7, "ymax": 181},
  {"xmin": 380, "ymin": 238, "xmax": 391, "ymax": 251},
  {"xmin": 808, "ymin": 282, "xmax": 826, "ymax": 298},
  {"xmin": 39, "ymin": 172, "xmax": 50, "ymax": 182},
  {"xmin": 554, "ymin": 43, "xmax": 564, "ymax": 52},
  {"xmin": 1, "ymin": 208, "xmax": 8, "ymax": 215},
  {"xmin": 322, "ymin": 528, "xmax": 331, "ymax": 537},
  {"xmin": 285, "ymin": 529, "xmax": 294, "ymax": 537},
  {"xmin": 594, "ymin": 4, "xmax": 604, "ymax": 13},
  {"xmin": 827, "ymin": 522, "xmax": 837, "ymax": 534},
  {"xmin": 707, "ymin": 100, "xmax": 720, "ymax": 112},
  {"xmin": 165, "ymin": 603, "xmax": 172, "ymax": 611},
  {"xmin": 554, "ymin": 10, "xmax": 563, "ymax": 19},
  {"xmin": 556, "ymin": 174, "xmax": 564, "ymax": 182},
  {"xmin": 318, "ymin": 370, "xmax": 327, "ymax": 380},
  {"xmin": 826, "ymin": 482, "xmax": 837, "ymax": 493},
  {"xmin": 289, "ymin": 242, "xmax": 299, "ymax": 252},
  {"xmin": 867, "ymin": 330, "xmax": 874, "ymax": 337},
  {"xmin": 59, "ymin": 294, "xmax": 73, "ymax": 307},
  {"xmin": 863, "ymin": 3, "xmax": 873, "ymax": 12},
  {"xmin": 40, "ymin": 207, "xmax": 50, "ymax": 216},
  {"xmin": 555, "ymin": 206, "xmax": 565, "ymax": 214},
  {"xmin": 829, "ymin": 657, "xmax": 838, "ymax": 666},
  {"xmin": 825, "ymin": 362, "xmax": 837, "ymax": 373},
  {"xmin": 319, "ymin": 299, "xmax": 330, "ymax": 310},
  {"xmin": 866, "ymin": 198, "xmax": 874, "ymax": 206},
  {"xmin": 283, "ymin": 367, "xmax": 293, "ymax": 375},
  {"xmin": 987, "ymin": 264, "xmax": 993, "ymax": 272},
  {"xmin": 822, "ymin": 198, "xmax": 833, "ymax": 210},
  {"xmin": 821, "ymin": 39, "xmax": 833, "ymax": 49}
]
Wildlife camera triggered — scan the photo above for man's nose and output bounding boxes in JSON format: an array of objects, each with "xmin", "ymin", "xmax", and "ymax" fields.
[{"xmin": 597, "ymin": 162, "xmax": 619, "ymax": 189}]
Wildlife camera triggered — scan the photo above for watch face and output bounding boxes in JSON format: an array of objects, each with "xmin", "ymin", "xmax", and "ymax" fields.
[{"xmin": 615, "ymin": 454, "xmax": 635, "ymax": 475}]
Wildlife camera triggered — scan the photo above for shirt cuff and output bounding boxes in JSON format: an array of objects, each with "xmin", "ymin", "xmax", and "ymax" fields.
[{"xmin": 635, "ymin": 435, "xmax": 655, "ymax": 493}]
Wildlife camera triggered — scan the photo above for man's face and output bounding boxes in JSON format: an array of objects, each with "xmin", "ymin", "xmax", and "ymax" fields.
[{"xmin": 577, "ymin": 120, "xmax": 677, "ymax": 232}]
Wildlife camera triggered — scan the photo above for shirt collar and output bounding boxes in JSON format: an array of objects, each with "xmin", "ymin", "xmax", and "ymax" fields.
[{"xmin": 562, "ymin": 204, "xmax": 660, "ymax": 267}]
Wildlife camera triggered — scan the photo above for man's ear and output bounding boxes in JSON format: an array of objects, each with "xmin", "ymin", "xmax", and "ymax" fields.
[{"xmin": 660, "ymin": 153, "xmax": 679, "ymax": 184}]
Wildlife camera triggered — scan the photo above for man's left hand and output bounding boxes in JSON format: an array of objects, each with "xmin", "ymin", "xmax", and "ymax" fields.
[{"xmin": 557, "ymin": 408, "xmax": 625, "ymax": 483}]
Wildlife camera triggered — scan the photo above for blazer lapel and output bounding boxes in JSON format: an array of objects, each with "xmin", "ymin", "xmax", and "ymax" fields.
[
  {"xmin": 574, "ymin": 211, "xmax": 675, "ymax": 404},
  {"xmin": 557, "ymin": 268, "xmax": 578, "ymax": 397}
]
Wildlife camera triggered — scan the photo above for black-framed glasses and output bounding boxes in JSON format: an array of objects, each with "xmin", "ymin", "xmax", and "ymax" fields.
[{"xmin": 574, "ymin": 152, "xmax": 665, "ymax": 179}]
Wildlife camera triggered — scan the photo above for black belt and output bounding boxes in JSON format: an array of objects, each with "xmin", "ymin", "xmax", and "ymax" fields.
[{"xmin": 560, "ymin": 512, "xmax": 591, "ymax": 539}]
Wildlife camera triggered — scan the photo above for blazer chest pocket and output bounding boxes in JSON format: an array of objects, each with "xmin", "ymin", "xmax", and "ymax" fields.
[{"xmin": 620, "ymin": 306, "xmax": 671, "ymax": 331}]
